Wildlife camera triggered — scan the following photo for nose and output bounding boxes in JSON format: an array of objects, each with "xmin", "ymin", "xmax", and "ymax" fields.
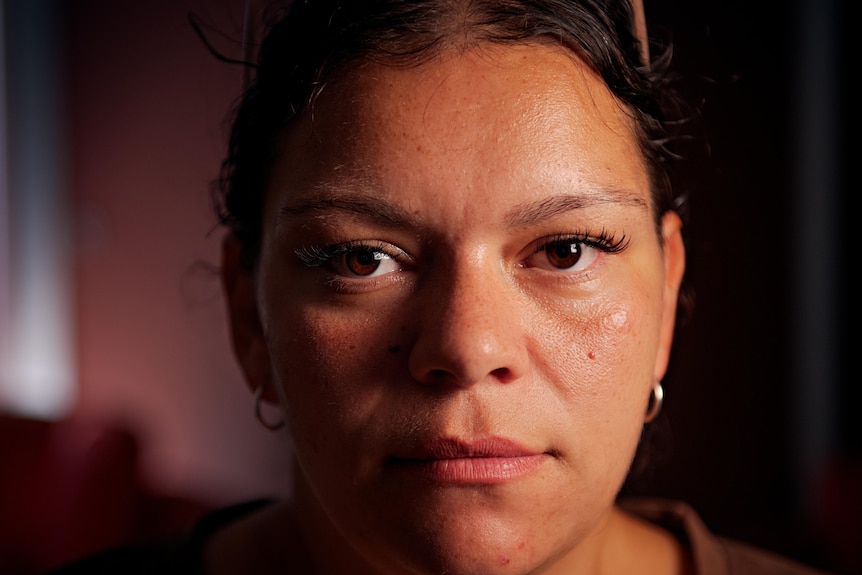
[{"xmin": 407, "ymin": 260, "xmax": 528, "ymax": 388}]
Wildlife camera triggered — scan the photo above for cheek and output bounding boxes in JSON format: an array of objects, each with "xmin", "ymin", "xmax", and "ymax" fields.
[
  {"xmin": 557, "ymin": 299, "xmax": 651, "ymax": 382},
  {"xmin": 590, "ymin": 304, "xmax": 647, "ymax": 377},
  {"xmin": 267, "ymin": 301, "xmax": 403, "ymax": 440},
  {"xmin": 535, "ymin": 290, "xmax": 659, "ymax": 427}
]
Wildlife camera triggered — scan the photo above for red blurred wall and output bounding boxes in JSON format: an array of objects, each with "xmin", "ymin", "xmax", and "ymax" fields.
[{"xmin": 66, "ymin": 0, "xmax": 291, "ymax": 505}]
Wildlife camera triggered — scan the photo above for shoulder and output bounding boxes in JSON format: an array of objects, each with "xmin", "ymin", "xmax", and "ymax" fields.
[
  {"xmin": 618, "ymin": 498, "xmax": 834, "ymax": 575},
  {"xmin": 46, "ymin": 499, "xmax": 276, "ymax": 575}
]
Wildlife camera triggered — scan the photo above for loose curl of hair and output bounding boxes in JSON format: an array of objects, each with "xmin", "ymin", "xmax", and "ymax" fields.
[{"xmin": 212, "ymin": 0, "xmax": 684, "ymax": 271}]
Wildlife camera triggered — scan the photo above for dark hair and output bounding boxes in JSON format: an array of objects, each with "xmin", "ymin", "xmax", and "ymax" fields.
[{"xmin": 213, "ymin": 0, "xmax": 681, "ymax": 269}]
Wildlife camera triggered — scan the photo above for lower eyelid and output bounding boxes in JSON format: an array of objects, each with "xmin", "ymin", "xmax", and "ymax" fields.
[{"xmin": 322, "ymin": 270, "xmax": 410, "ymax": 294}]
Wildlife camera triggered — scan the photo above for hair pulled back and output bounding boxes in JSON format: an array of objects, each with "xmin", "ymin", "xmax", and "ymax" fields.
[{"xmin": 215, "ymin": 0, "xmax": 678, "ymax": 268}]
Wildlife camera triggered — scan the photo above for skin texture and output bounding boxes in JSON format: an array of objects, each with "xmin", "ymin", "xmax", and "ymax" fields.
[{"xmin": 222, "ymin": 43, "xmax": 686, "ymax": 575}]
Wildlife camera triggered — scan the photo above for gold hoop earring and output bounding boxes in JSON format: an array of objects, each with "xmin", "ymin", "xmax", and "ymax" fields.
[
  {"xmin": 254, "ymin": 383, "xmax": 285, "ymax": 431},
  {"xmin": 644, "ymin": 381, "xmax": 664, "ymax": 423}
]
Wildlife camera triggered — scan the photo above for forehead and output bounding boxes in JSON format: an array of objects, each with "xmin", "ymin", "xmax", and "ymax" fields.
[
  {"xmin": 347, "ymin": 44, "xmax": 632, "ymax": 140},
  {"xmin": 272, "ymin": 43, "xmax": 649, "ymax": 218}
]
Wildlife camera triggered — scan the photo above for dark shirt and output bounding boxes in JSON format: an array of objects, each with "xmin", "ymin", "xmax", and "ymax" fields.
[
  {"xmin": 46, "ymin": 499, "xmax": 272, "ymax": 575},
  {"xmin": 48, "ymin": 498, "xmax": 832, "ymax": 574}
]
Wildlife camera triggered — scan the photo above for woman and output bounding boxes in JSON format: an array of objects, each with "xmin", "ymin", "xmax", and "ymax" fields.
[{"xmin": 50, "ymin": 0, "xmax": 831, "ymax": 573}]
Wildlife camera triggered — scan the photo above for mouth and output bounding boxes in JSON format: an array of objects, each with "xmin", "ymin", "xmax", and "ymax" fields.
[{"xmin": 387, "ymin": 437, "xmax": 551, "ymax": 485}]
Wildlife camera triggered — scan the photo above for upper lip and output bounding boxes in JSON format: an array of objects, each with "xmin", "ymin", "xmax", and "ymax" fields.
[{"xmin": 392, "ymin": 436, "xmax": 540, "ymax": 460}]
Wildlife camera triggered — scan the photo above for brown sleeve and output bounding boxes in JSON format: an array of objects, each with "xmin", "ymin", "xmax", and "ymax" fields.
[{"xmin": 617, "ymin": 498, "xmax": 834, "ymax": 575}]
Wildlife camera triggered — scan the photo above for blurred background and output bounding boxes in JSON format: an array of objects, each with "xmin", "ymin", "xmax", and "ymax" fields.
[{"xmin": 0, "ymin": 0, "xmax": 855, "ymax": 573}]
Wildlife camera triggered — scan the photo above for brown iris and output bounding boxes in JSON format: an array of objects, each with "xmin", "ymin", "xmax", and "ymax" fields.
[
  {"xmin": 545, "ymin": 241, "xmax": 582, "ymax": 269},
  {"xmin": 345, "ymin": 248, "xmax": 381, "ymax": 276}
]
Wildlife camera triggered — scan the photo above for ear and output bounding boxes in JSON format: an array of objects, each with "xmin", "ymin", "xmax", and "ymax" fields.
[
  {"xmin": 221, "ymin": 232, "xmax": 277, "ymax": 402},
  {"xmin": 653, "ymin": 211, "xmax": 686, "ymax": 381}
]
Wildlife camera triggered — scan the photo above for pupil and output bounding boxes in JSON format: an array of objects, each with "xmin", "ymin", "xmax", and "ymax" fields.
[
  {"xmin": 547, "ymin": 242, "xmax": 580, "ymax": 268},
  {"xmin": 346, "ymin": 248, "xmax": 381, "ymax": 276},
  {"xmin": 356, "ymin": 250, "xmax": 376, "ymax": 266}
]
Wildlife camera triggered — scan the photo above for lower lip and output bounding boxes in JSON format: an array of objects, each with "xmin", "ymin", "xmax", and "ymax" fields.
[{"xmin": 389, "ymin": 454, "xmax": 548, "ymax": 484}]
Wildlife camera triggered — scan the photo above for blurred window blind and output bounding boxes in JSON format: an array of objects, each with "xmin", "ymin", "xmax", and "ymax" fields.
[{"xmin": 0, "ymin": 0, "xmax": 75, "ymax": 419}]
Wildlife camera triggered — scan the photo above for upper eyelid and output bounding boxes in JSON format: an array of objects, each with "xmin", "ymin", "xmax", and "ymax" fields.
[
  {"xmin": 530, "ymin": 231, "xmax": 629, "ymax": 254},
  {"xmin": 294, "ymin": 240, "xmax": 410, "ymax": 267},
  {"xmin": 295, "ymin": 231, "xmax": 627, "ymax": 263}
]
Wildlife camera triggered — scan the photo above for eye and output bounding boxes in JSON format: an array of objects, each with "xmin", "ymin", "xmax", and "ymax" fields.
[
  {"xmin": 334, "ymin": 246, "xmax": 402, "ymax": 278},
  {"xmin": 547, "ymin": 241, "xmax": 587, "ymax": 269},
  {"xmin": 526, "ymin": 238, "xmax": 599, "ymax": 272},
  {"xmin": 523, "ymin": 231, "xmax": 628, "ymax": 273},
  {"xmin": 295, "ymin": 240, "xmax": 409, "ymax": 279}
]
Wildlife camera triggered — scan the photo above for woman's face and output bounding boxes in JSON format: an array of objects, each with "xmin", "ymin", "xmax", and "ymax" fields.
[{"xmin": 226, "ymin": 43, "xmax": 684, "ymax": 575}]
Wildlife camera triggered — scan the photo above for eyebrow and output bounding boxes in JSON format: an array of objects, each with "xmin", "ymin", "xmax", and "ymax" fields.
[
  {"xmin": 279, "ymin": 192, "xmax": 417, "ymax": 229},
  {"xmin": 504, "ymin": 190, "xmax": 648, "ymax": 227},
  {"xmin": 278, "ymin": 187, "xmax": 648, "ymax": 229}
]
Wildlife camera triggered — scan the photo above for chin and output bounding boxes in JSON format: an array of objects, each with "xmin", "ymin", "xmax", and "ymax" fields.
[
  {"xmin": 387, "ymin": 539, "xmax": 541, "ymax": 575},
  {"xmin": 353, "ymin": 499, "xmax": 590, "ymax": 575}
]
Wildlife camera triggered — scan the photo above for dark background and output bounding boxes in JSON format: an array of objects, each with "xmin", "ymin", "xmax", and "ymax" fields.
[{"xmin": 621, "ymin": 1, "xmax": 856, "ymax": 573}]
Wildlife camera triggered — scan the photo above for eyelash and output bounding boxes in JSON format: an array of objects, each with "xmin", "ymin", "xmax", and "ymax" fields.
[
  {"xmin": 531, "ymin": 228, "xmax": 629, "ymax": 256},
  {"xmin": 293, "ymin": 228, "xmax": 628, "ymax": 282},
  {"xmin": 294, "ymin": 240, "xmax": 407, "ymax": 268}
]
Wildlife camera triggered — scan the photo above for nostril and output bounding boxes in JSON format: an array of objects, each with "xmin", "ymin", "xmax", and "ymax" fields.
[
  {"xmin": 428, "ymin": 368, "xmax": 451, "ymax": 382},
  {"xmin": 414, "ymin": 368, "xmax": 460, "ymax": 387},
  {"xmin": 489, "ymin": 367, "xmax": 517, "ymax": 383},
  {"xmin": 414, "ymin": 365, "xmax": 520, "ymax": 388}
]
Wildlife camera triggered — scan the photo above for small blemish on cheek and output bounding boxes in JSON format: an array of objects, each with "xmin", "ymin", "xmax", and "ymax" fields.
[
  {"xmin": 603, "ymin": 308, "xmax": 630, "ymax": 332},
  {"xmin": 499, "ymin": 556, "xmax": 510, "ymax": 565},
  {"xmin": 587, "ymin": 351, "xmax": 595, "ymax": 359}
]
